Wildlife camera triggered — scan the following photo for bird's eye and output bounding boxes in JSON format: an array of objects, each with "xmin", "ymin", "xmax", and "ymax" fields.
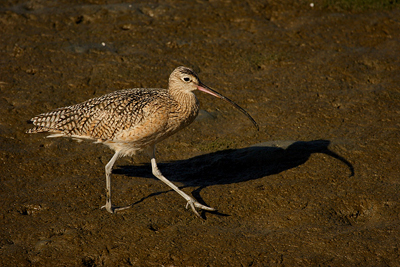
[{"xmin": 183, "ymin": 77, "xmax": 191, "ymax": 82}]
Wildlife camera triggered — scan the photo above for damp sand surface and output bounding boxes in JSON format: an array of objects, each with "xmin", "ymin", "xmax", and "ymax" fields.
[{"xmin": 1, "ymin": 1, "xmax": 400, "ymax": 266}]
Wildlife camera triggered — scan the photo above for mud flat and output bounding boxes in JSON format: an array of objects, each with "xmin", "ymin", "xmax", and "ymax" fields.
[{"xmin": 1, "ymin": 0, "xmax": 399, "ymax": 266}]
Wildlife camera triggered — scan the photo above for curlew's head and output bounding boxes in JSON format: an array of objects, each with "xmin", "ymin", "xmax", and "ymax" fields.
[
  {"xmin": 169, "ymin": 66, "xmax": 259, "ymax": 131},
  {"xmin": 168, "ymin": 66, "xmax": 201, "ymax": 93}
]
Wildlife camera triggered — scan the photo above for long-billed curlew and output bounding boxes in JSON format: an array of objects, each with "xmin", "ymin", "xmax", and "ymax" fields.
[{"xmin": 27, "ymin": 66, "xmax": 259, "ymax": 217}]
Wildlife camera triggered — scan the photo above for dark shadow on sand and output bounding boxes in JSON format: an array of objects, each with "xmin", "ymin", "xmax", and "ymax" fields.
[{"xmin": 114, "ymin": 140, "xmax": 354, "ymax": 214}]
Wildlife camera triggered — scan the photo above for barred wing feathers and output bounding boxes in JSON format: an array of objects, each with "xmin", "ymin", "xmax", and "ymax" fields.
[{"xmin": 27, "ymin": 88, "xmax": 171, "ymax": 142}]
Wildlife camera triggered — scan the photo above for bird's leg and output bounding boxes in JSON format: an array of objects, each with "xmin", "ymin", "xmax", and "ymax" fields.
[
  {"xmin": 101, "ymin": 151, "xmax": 131, "ymax": 213},
  {"xmin": 101, "ymin": 151, "xmax": 119, "ymax": 213},
  {"xmin": 150, "ymin": 145, "xmax": 215, "ymax": 217}
]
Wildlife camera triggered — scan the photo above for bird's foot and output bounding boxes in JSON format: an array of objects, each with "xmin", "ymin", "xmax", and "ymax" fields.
[
  {"xmin": 185, "ymin": 198, "xmax": 215, "ymax": 217},
  {"xmin": 101, "ymin": 202, "xmax": 131, "ymax": 214}
]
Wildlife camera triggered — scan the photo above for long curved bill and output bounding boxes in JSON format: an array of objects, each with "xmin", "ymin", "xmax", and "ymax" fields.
[{"xmin": 197, "ymin": 83, "xmax": 259, "ymax": 131}]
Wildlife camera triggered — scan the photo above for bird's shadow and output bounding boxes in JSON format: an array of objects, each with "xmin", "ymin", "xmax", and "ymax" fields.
[{"xmin": 114, "ymin": 140, "xmax": 354, "ymax": 216}]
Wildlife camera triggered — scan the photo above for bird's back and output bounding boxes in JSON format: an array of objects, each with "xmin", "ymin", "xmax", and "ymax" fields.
[{"xmin": 27, "ymin": 88, "xmax": 173, "ymax": 143}]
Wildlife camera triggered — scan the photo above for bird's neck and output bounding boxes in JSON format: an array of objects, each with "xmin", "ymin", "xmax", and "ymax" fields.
[{"xmin": 169, "ymin": 89, "xmax": 199, "ymax": 119}]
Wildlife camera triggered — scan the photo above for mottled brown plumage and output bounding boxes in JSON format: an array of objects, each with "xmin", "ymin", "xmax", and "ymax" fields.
[{"xmin": 27, "ymin": 66, "xmax": 258, "ymax": 217}]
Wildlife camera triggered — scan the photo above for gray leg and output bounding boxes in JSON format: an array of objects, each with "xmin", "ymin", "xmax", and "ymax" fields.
[
  {"xmin": 150, "ymin": 145, "xmax": 215, "ymax": 217},
  {"xmin": 101, "ymin": 151, "xmax": 131, "ymax": 213}
]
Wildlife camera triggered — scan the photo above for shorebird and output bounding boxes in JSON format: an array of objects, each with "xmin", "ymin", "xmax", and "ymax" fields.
[{"xmin": 27, "ymin": 66, "xmax": 259, "ymax": 217}]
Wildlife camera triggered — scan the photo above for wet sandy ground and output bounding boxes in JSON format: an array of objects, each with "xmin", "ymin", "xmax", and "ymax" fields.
[{"xmin": 1, "ymin": 0, "xmax": 400, "ymax": 266}]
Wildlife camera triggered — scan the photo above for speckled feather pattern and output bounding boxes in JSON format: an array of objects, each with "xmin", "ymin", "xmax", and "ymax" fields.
[{"xmin": 28, "ymin": 86, "xmax": 199, "ymax": 156}]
